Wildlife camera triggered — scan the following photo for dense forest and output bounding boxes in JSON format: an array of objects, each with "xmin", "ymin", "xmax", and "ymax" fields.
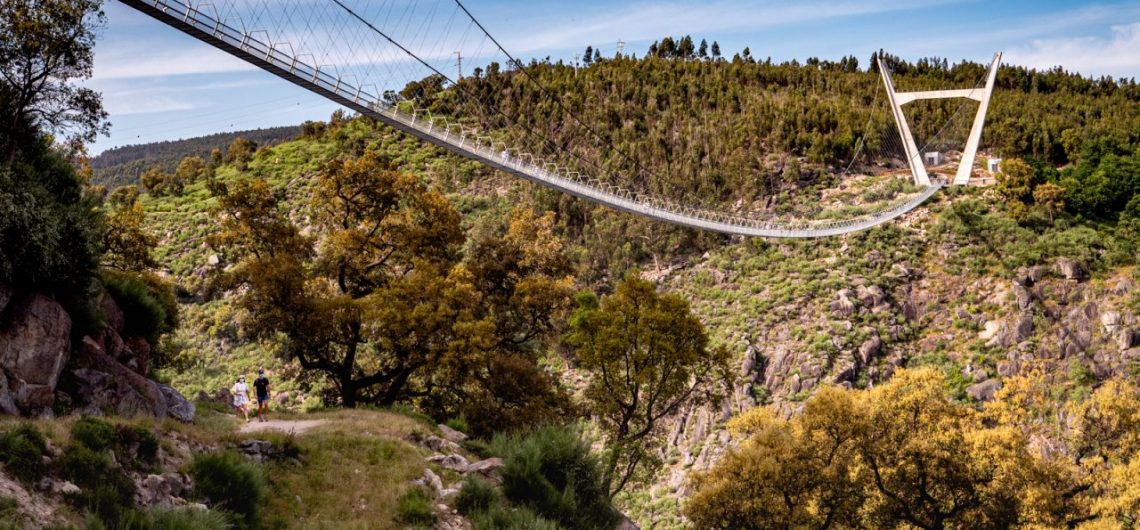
[{"xmin": 90, "ymin": 126, "xmax": 298, "ymax": 188}]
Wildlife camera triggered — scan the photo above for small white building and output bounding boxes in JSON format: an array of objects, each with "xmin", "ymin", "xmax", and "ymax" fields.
[
  {"xmin": 987, "ymin": 157, "xmax": 1003, "ymax": 173},
  {"xmin": 924, "ymin": 151, "xmax": 944, "ymax": 166}
]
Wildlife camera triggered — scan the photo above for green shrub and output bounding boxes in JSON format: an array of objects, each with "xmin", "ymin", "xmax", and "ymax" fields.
[
  {"xmin": 455, "ymin": 476, "xmax": 501, "ymax": 516},
  {"xmin": 71, "ymin": 416, "xmax": 117, "ymax": 452},
  {"xmin": 102, "ymin": 271, "xmax": 169, "ymax": 344},
  {"xmin": 395, "ymin": 487, "xmax": 436, "ymax": 526},
  {"xmin": 470, "ymin": 505, "xmax": 562, "ymax": 530},
  {"xmin": 190, "ymin": 451, "xmax": 265, "ymax": 529},
  {"xmin": 461, "ymin": 438, "xmax": 495, "ymax": 460},
  {"xmin": 115, "ymin": 424, "xmax": 159, "ymax": 468},
  {"xmin": 445, "ymin": 416, "xmax": 470, "ymax": 435},
  {"xmin": 0, "ymin": 424, "xmax": 49, "ymax": 483},
  {"xmin": 56, "ymin": 444, "xmax": 137, "ymax": 525},
  {"xmin": 111, "ymin": 507, "xmax": 231, "ymax": 530},
  {"xmin": 491, "ymin": 426, "xmax": 617, "ymax": 530}
]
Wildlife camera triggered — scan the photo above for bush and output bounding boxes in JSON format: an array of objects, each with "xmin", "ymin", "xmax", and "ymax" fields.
[
  {"xmin": 445, "ymin": 416, "xmax": 470, "ymax": 435},
  {"xmin": 56, "ymin": 444, "xmax": 137, "ymax": 525},
  {"xmin": 190, "ymin": 451, "xmax": 265, "ymax": 529},
  {"xmin": 71, "ymin": 416, "xmax": 117, "ymax": 452},
  {"xmin": 470, "ymin": 505, "xmax": 562, "ymax": 530},
  {"xmin": 102, "ymin": 270, "xmax": 173, "ymax": 345},
  {"xmin": 112, "ymin": 507, "xmax": 231, "ymax": 530},
  {"xmin": 0, "ymin": 424, "xmax": 49, "ymax": 483},
  {"xmin": 455, "ymin": 476, "xmax": 501, "ymax": 516},
  {"xmin": 116, "ymin": 424, "xmax": 159, "ymax": 468},
  {"xmin": 395, "ymin": 487, "xmax": 436, "ymax": 526},
  {"xmin": 491, "ymin": 426, "xmax": 617, "ymax": 530}
]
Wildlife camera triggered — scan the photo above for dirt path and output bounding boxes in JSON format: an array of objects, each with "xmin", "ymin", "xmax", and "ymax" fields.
[{"xmin": 237, "ymin": 419, "xmax": 327, "ymax": 435}]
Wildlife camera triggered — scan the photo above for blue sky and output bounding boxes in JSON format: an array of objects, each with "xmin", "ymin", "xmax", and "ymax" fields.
[{"xmin": 87, "ymin": 0, "xmax": 1140, "ymax": 154}]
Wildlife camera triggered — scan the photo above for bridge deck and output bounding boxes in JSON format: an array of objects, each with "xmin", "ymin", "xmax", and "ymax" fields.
[{"xmin": 120, "ymin": 0, "xmax": 943, "ymax": 238}]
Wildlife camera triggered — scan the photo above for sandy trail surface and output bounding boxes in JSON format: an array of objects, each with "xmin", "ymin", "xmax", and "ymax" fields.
[{"xmin": 237, "ymin": 419, "xmax": 327, "ymax": 435}]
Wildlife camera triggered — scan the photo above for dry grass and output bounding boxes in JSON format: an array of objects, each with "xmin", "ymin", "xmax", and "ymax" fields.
[{"xmin": 257, "ymin": 409, "xmax": 434, "ymax": 529}]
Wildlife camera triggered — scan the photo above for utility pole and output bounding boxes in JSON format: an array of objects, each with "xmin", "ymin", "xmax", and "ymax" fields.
[
  {"xmin": 616, "ymin": 39, "xmax": 624, "ymax": 57},
  {"xmin": 454, "ymin": 51, "xmax": 462, "ymax": 80}
]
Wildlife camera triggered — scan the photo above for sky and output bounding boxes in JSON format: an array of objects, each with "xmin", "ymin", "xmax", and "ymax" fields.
[{"xmin": 86, "ymin": 0, "xmax": 1140, "ymax": 155}]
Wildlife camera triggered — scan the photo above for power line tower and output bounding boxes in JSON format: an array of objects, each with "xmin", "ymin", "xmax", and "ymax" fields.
[
  {"xmin": 616, "ymin": 39, "xmax": 624, "ymax": 57},
  {"xmin": 454, "ymin": 50, "xmax": 462, "ymax": 79}
]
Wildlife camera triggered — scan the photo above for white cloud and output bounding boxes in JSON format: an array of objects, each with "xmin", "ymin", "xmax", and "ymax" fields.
[{"xmin": 1007, "ymin": 22, "xmax": 1140, "ymax": 78}]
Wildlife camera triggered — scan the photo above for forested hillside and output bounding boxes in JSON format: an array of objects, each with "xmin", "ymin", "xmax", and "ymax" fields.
[
  {"xmin": 90, "ymin": 126, "xmax": 298, "ymax": 188},
  {"xmin": 9, "ymin": 14, "xmax": 1140, "ymax": 528}
]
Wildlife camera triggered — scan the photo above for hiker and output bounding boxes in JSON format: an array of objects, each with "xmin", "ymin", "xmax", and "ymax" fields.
[
  {"xmin": 253, "ymin": 368, "xmax": 271, "ymax": 423},
  {"xmin": 231, "ymin": 375, "xmax": 251, "ymax": 422}
]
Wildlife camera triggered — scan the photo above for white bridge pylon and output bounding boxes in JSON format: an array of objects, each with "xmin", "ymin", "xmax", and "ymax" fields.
[
  {"xmin": 878, "ymin": 53, "xmax": 1002, "ymax": 186},
  {"xmin": 120, "ymin": 0, "xmax": 959, "ymax": 238}
]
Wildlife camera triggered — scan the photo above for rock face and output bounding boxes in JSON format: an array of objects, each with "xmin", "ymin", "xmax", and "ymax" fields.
[
  {"xmin": 1056, "ymin": 258, "xmax": 1088, "ymax": 281},
  {"xmin": 967, "ymin": 379, "xmax": 1003, "ymax": 402},
  {"xmin": 158, "ymin": 384, "xmax": 196, "ymax": 423},
  {"xmin": 0, "ymin": 289, "xmax": 72, "ymax": 415},
  {"xmin": 69, "ymin": 338, "xmax": 168, "ymax": 419},
  {"xmin": 437, "ymin": 423, "xmax": 468, "ymax": 444}
]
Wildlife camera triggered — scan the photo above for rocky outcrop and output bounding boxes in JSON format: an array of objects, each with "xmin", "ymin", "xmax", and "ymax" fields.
[
  {"xmin": 1055, "ymin": 258, "xmax": 1088, "ymax": 282},
  {"xmin": 159, "ymin": 384, "xmax": 196, "ymax": 423},
  {"xmin": 967, "ymin": 379, "xmax": 1003, "ymax": 402},
  {"xmin": 0, "ymin": 289, "xmax": 72, "ymax": 415},
  {"xmin": 69, "ymin": 338, "xmax": 168, "ymax": 419}
]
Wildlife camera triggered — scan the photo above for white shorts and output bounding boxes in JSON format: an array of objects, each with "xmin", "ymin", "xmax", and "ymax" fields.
[{"xmin": 233, "ymin": 395, "xmax": 249, "ymax": 407}]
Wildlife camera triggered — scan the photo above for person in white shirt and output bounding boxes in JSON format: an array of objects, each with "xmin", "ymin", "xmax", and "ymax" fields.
[{"xmin": 231, "ymin": 376, "xmax": 251, "ymax": 422}]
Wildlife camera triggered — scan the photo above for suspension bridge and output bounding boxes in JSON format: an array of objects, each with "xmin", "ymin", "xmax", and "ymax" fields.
[{"xmin": 119, "ymin": 0, "xmax": 1000, "ymax": 238}]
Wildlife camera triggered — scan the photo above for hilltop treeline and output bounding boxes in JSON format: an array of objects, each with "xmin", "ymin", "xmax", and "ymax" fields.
[
  {"xmin": 90, "ymin": 126, "xmax": 298, "ymax": 188},
  {"xmin": 434, "ymin": 42, "xmax": 1140, "ymax": 200},
  {"xmin": 396, "ymin": 39, "xmax": 1140, "ymax": 273}
]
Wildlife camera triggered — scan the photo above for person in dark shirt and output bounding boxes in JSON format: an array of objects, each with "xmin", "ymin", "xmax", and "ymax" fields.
[{"xmin": 253, "ymin": 368, "xmax": 271, "ymax": 423}]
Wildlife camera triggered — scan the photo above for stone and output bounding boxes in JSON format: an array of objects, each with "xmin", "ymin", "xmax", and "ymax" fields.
[
  {"xmin": 740, "ymin": 346, "xmax": 758, "ymax": 377},
  {"xmin": 71, "ymin": 338, "xmax": 167, "ymax": 419},
  {"xmin": 858, "ymin": 336, "xmax": 882, "ymax": 365},
  {"xmin": 140, "ymin": 474, "xmax": 173, "ymax": 507},
  {"xmin": 1013, "ymin": 284, "xmax": 1033, "ymax": 312},
  {"xmin": 423, "ymin": 435, "xmax": 459, "ymax": 453},
  {"xmin": 979, "ymin": 320, "xmax": 1001, "ymax": 341},
  {"xmin": 238, "ymin": 439, "xmax": 274, "ymax": 462},
  {"xmin": 123, "ymin": 336, "xmax": 151, "ymax": 376},
  {"xmin": 52, "ymin": 480, "xmax": 80, "ymax": 496},
  {"xmin": 997, "ymin": 360, "xmax": 1018, "ymax": 378},
  {"xmin": 856, "ymin": 285, "xmax": 887, "ymax": 308},
  {"xmin": 1120, "ymin": 328, "xmax": 1139, "ymax": 351},
  {"xmin": 1112, "ymin": 277, "xmax": 1134, "ymax": 296},
  {"xmin": 1055, "ymin": 257, "xmax": 1088, "ymax": 281},
  {"xmin": 967, "ymin": 379, "xmax": 1003, "ymax": 402},
  {"xmin": 422, "ymin": 467, "xmax": 444, "ymax": 496},
  {"xmin": 832, "ymin": 360, "xmax": 856, "ymax": 384},
  {"xmin": 275, "ymin": 391, "xmax": 292, "ymax": 406},
  {"xmin": 437, "ymin": 423, "xmax": 468, "ymax": 444},
  {"xmin": 0, "ymin": 376, "xmax": 18, "ymax": 415},
  {"xmin": 830, "ymin": 289, "xmax": 856, "ymax": 317},
  {"xmin": 98, "ymin": 286, "xmax": 125, "ymax": 334},
  {"xmin": 158, "ymin": 384, "xmax": 196, "ymax": 423},
  {"xmin": 464, "ymin": 457, "xmax": 504, "ymax": 476},
  {"xmin": 1014, "ymin": 315, "xmax": 1034, "ymax": 342},
  {"xmin": 1101, "ymin": 311, "xmax": 1122, "ymax": 334},
  {"xmin": 427, "ymin": 453, "xmax": 470, "ymax": 472},
  {"xmin": 0, "ymin": 292, "xmax": 72, "ymax": 413}
]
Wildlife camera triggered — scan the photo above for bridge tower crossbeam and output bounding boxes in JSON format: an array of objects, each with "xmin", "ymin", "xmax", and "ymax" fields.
[{"xmin": 878, "ymin": 53, "xmax": 1002, "ymax": 186}]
